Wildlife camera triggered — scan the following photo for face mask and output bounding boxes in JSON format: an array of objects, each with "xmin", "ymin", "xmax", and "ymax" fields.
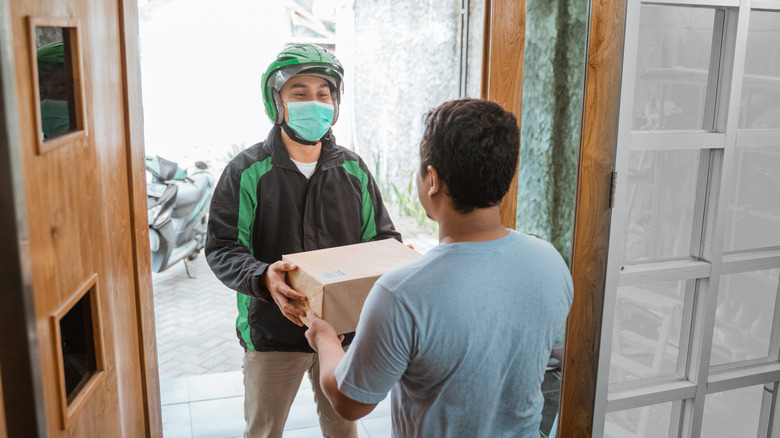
[
  {"xmin": 284, "ymin": 100, "xmax": 334, "ymax": 142},
  {"xmin": 40, "ymin": 99, "xmax": 71, "ymax": 139}
]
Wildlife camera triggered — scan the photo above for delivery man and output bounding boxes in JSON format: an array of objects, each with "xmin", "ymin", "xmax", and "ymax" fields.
[
  {"xmin": 205, "ymin": 43, "xmax": 400, "ymax": 438},
  {"xmin": 305, "ymin": 98, "xmax": 574, "ymax": 437}
]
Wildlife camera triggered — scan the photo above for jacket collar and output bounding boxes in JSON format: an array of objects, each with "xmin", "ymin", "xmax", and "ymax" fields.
[{"xmin": 264, "ymin": 125, "xmax": 344, "ymax": 172}]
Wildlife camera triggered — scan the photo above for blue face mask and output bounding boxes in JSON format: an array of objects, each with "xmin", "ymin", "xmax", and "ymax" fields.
[{"xmin": 285, "ymin": 100, "xmax": 334, "ymax": 142}]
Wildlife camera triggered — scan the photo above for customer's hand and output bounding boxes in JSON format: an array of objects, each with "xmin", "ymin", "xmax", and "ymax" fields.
[
  {"xmin": 264, "ymin": 261, "xmax": 307, "ymax": 326},
  {"xmin": 305, "ymin": 311, "xmax": 343, "ymax": 352}
]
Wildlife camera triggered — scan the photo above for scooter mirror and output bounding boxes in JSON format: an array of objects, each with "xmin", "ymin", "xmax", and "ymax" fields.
[{"xmin": 195, "ymin": 161, "xmax": 208, "ymax": 170}]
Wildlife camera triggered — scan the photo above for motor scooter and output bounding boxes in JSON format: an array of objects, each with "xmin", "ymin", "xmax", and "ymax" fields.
[{"xmin": 146, "ymin": 155, "xmax": 214, "ymax": 276}]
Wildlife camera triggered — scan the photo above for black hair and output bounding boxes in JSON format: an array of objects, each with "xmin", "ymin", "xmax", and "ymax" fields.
[{"xmin": 420, "ymin": 98, "xmax": 519, "ymax": 214}]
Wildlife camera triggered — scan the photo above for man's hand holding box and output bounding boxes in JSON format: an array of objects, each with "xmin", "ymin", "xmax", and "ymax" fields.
[{"xmin": 283, "ymin": 239, "xmax": 421, "ymax": 334}]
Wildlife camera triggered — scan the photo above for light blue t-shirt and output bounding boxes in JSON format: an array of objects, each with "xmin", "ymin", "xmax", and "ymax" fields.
[{"xmin": 335, "ymin": 231, "xmax": 573, "ymax": 438}]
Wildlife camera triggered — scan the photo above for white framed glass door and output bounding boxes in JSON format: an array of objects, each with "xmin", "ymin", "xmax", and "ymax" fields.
[{"xmin": 594, "ymin": 1, "xmax": 780, "ymax": 437}]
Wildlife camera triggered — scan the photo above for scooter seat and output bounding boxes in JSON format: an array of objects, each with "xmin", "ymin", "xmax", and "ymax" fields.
[{"xmin": 173, "ymin": 172, "xmax": 212, "ymax": 219}]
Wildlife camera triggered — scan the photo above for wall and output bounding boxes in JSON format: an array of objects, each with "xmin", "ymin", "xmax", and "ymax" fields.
[{"xmin": 352, "ymin": 0, "xmax": 473, "ymax": 193}]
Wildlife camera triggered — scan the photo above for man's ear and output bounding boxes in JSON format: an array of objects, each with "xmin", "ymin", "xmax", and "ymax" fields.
[{"xmin": 427, "ymin": 165, "xmax": 441, "ymax": 196}]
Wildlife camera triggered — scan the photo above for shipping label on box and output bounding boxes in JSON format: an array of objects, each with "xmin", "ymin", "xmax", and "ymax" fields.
[{"xmin": 282, "ymin": 239, "xmax": 422, "ymax": 334}]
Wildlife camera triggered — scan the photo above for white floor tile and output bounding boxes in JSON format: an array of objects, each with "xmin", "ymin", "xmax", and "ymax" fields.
[
  {"xmin": 282, "ymin": 426, "xmax": 323, "ymax": 437},
  {"xmin": 189, "ymin": 396, "xmax": 245, "ymax": 438},
  {"xmin": 161, "ymin": 376, "xmax": 190, "ymax": 405},
  {"xmin": 187, "ymin": 370, "xmax": 243, "ymax": 402},
  {"xmin": 162, "ymin": 403, "xmax": 192, "ymax": 438},
  {"xmin": 360, "ymin": 416, "xmax": 392, "ymax": 438}
]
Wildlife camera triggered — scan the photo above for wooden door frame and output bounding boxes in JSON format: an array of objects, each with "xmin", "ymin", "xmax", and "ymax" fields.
[
  {"xmin": 481, "ymin": 0, "xmax": 526, "ymax": 229},
  {"xmin": 0, "ymin": 0, "xmax": 49, "ymax": 435},
  {"xmin": 483, "ymin": 0, "xmax": 627, "ymax": 436},
  {"xmin": 0, "ymin": 0, "xmax": 161, "ymax": 435},
  {"xmin": 558, "ymin": 1, "xmax": 626, "ymax": 436},
  {"xmin": 118, "ymin": 0, "xmax": 163, "ymax": 435}
]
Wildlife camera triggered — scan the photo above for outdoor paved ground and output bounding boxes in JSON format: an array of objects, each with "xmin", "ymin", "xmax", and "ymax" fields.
[{"xmin": 153, "ymin": 254, "xmax": 243, "ymax": 379}]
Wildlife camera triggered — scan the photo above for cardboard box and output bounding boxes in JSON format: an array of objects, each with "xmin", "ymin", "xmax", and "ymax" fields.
[{"xmin": 283, "ymin": 239, "xmax": 422, "ymax": 334}]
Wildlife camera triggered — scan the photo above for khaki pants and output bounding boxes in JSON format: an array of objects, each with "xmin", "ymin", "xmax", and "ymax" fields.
[{"xmin": 242, "ymin": 349, "xmax": 358, "ymax": 438}]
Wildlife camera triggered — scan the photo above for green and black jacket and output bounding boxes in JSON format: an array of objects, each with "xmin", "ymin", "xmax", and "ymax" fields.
[{"xmin": 206, "ymin": 126, "xmax": 401, "ymax": 352}]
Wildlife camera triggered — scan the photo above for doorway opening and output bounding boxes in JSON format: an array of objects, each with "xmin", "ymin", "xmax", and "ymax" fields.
[
  {"xmin": 139, "ymin": 1, "xmax": 584, "ymax": 436},
  {"xmin": 140, "ymin": 0, "xmax": 462, "ymax": 435}
]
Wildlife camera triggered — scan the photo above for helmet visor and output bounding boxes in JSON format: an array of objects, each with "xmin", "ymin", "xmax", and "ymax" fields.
[{"xmin": 265, "ymin": 63, "xmax": 343, "ymax": 94}]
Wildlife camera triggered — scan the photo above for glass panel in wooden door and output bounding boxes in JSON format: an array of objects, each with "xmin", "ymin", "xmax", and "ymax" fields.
[
  {"xmin": 610, "ymin": 280, "xmax": 688, "ymax": 383},
  {"xmin": 710, "ymin": 269, "xmax": 779, "ymax": 366},
  {"xmin": 737, "ymin": 10, "xmax": 780, "ymax": 130},
  {"xmin": 605, "ymin": 401, "xmax": 675, "ymax": 438},
  {"xmin": 631, "ymin": 6, "xmax": 716, "ymax": 132},
  {"xmin": 701, "ymin": 385, "xmax": 763, "ymax": 437},
  {"xmin": 622, "ymin": 149, "xmax": 702, "ymax": 262}
]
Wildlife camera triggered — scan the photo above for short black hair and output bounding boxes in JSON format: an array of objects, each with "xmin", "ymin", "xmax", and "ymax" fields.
[{"xmin": 420, "ymin": 98, "xmax": 519, "ymax": 214}]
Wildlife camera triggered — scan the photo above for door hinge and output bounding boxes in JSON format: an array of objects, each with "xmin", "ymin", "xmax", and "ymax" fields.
[{"xmin": 609, "ymin": 171, "xmax": 618, "ymax": 209}]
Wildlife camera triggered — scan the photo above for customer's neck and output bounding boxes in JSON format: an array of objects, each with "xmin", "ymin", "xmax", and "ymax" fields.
[{"xmin": 437, "ymin": 206, "xmax": 509, "ymax": 244}]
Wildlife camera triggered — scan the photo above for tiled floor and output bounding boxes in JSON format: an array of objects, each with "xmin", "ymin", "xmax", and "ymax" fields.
[
  {"xmin": 160, "ymin": 370, "xmax": 393, "ymax": 438},
  {"xmin": 158, "ymin": 367, "xmax": 562, "ymax": 437}
]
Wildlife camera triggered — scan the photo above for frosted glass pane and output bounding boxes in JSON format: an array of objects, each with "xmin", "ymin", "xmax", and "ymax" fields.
[
  {"xmin": 632, "ymin": 6, "xmax": 715, "ymax": 131},
  {"xmin": 610, "ymin": 281, "xmax": 686, "ymax": 383},
  {"xmin": 605, "ymin": 402, "xmax": 673, "ymax": 438},
  {"xmin": 622, "ymin": 150, "xmax": 699, "ymax": 262},
  {"xmin": 739, "ymin": 11, "xmax": 780, "ymax": 129},
  {"xmin": 711, "ymin": 269, "xmax": 779, "ymax": 366},
  {"xmin": 702, "ymin": 386, "xmax": 762, "ymax": 438},
  {"xmin": 723, "ymin": 142, "xmax": 780, "ymax": 252}
]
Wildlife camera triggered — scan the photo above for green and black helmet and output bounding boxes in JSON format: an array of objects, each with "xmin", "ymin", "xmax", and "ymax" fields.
[
  {"xmin": 261, "ymin": 43, "xmax": 344, "ymax": 125},
  {"xmin": 36, "ymin": 41, "xmax": 65, "ymax": 63}
]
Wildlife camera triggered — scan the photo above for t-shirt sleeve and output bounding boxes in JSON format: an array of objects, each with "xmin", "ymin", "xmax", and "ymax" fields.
[{"xmin": 334, "ymin": 283, "xmax": 414, "ymax": 404}]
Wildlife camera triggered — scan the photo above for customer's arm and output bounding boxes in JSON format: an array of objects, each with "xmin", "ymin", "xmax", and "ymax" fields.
[{"xmin": 305, "ymin": 312, "xmax": 378, "ymax": 421}]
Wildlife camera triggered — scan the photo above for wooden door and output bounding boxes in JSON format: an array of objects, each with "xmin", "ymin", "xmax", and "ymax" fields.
[{"xmin": 1, "ymin": 0, "xmax": 160, "ymax": 436}]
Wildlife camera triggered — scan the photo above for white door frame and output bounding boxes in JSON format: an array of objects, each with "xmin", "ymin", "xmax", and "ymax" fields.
[{"xmin": 593, "ymin": 1, "xmax": 780, "ymax": 436}]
